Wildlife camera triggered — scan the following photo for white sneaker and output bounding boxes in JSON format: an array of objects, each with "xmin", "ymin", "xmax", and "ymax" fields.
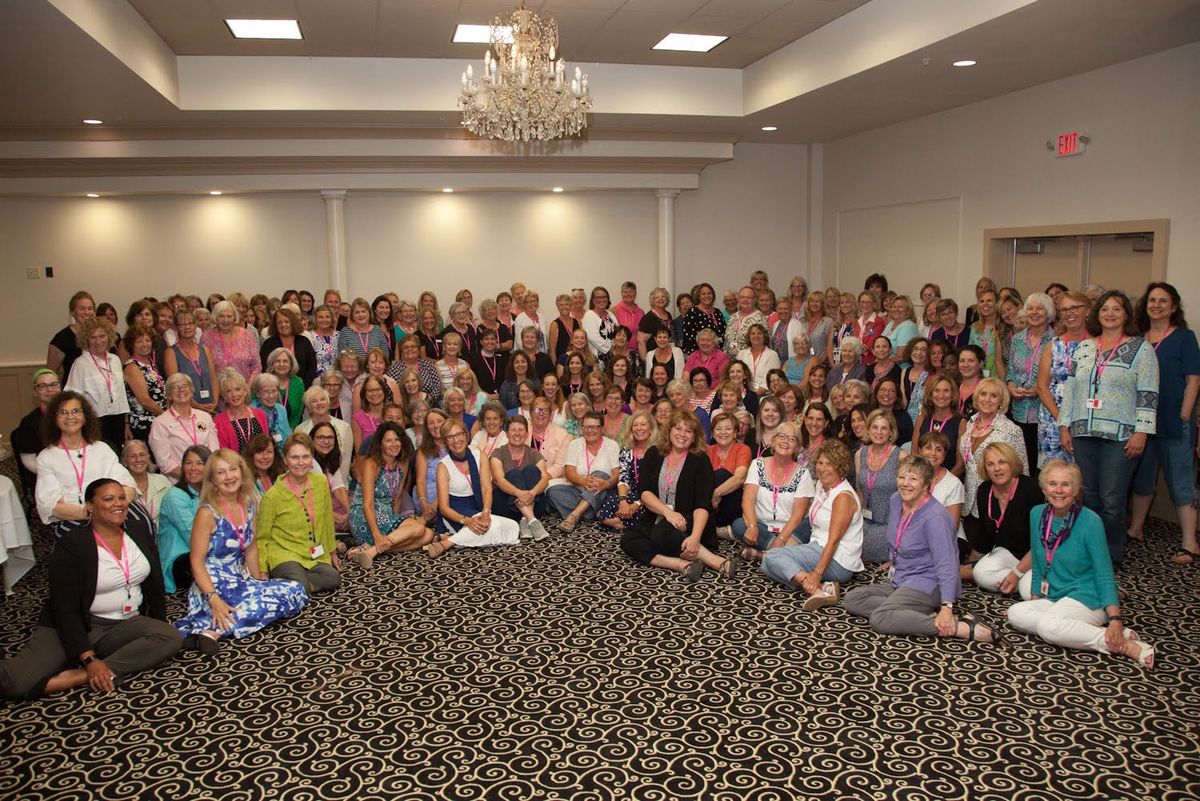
[
  {"xmin": 802, "ymin": 581, "xmax": 840, "ymax": 611},
  {"xmin": 529, "ymin": 519, "xmax": 551, "ymax": 542},
  {"xmin": 518, "ymin": 518, "xmax": 532, "ymax": 541}
]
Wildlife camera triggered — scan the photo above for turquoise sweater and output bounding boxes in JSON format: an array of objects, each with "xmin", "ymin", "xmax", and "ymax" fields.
[
  {"xmin": 1028, "ymin": 504, "xmax": 1119, "ymax": 610},
  {"xmin": 157, "ymin": 485, "xmax": 199, "ymax": 593}
]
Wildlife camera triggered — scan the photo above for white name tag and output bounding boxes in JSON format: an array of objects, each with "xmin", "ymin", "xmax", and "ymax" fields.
[
  {"xmin": 309, "ymin": 544, "xmax": 325, "ymax": 559},
  {"xmin": 1087, "ymin": 398, "xmax": 1103, "ymax": 410},
  {"xmin": 1040, "ymin": 579, "xmax": 1049, "ymax": 595},
  {"xmin": 767, "ymin": 523, "xmax": 783, "ymax": 534},
  {"xmin": 862, "ymin": 508, "xmax": 874, "ymax": 521},
  {"xmin": 199, "ymin": 389, "xmax": 211, "ymax": 400},
  {"xmin": 982, "ymin": 369, "xmax": 991, "ymax": 378}
]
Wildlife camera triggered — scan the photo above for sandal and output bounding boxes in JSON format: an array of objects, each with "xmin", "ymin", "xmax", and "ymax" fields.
[
  {"xmin": 1125, "ymin": 631, "xmax": 1155, "ymax": 669},
  {"xmin": 423, "ymin": 541, "xmax": 450, "ymax": 559},
  {"xmin": 683, "ymin": 560, "xmax": 704, "ymax": 582},
  {"xmin": 348, "ymin": 547, "xmax": 373, "ymax": 571},
  {"xmin": 740, "ymin": 547, "xmax": 760, "ymax": 563},
  {"xmin": 559, "ymin": 514, "xmax": 579, "ymax": 534},
  {"xmin": 1170, "ymin": 547, "xmax": 1200, "ymax": 566},
  {"xmin": 719, "ymin": 557, "xmax": 737, "ymax": 580},
  {"xmin": 961, "ymin": 612, "xmax": 1008, "ymax": 649},
  {"xmin": 197, "ymin": 630, "xmax": 222, "ymax": 656}
]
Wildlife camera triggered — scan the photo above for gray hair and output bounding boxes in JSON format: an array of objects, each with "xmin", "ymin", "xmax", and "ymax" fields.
[
  {"xmin": 211, "ymin": 300, "xmax": 239, "ymax": 324},
  {"xmin": 217, "ymin": 366, "xmax": 247, "ymax": 393},
  {"xmin": 302, "ymin": 384, "xmax": 330, "ymax": 410},
  {"xmin": 839, "ymin": 336, "xmax": 863, "ymax": 357},
  {"xmin": 266, "ymin": 346, "xmax": 298, "ymax": 378},
  {"xmin": 1025, "ymin": 292, "xmax": 1057, "ymax": 324},
  {"xmin": 164, "ymin": 372, "xmax": 193, "ymax": 397},
  {"xmin": 251, "ymin": 372, "xmax": 280, "ymax": 397}
]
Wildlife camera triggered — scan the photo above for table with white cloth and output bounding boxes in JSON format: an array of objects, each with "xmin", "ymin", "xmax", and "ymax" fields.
[{"xmin": 0, "ymin": 475, "xmax": 35, "ymax": 595}]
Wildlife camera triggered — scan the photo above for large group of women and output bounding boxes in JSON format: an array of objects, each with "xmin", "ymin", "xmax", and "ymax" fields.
[{"xmin": 4, "ymin": 270, "xmax": 1194, "ymax": 699}]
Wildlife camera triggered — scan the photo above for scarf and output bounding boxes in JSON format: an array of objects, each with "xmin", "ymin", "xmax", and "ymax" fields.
[
  {"xmin": 1039, "ymin": 502, "xmax": 1081, "ymax": 563},
  {"xmin": 770, "ymin": 318, "xmax": 789, "ymax": 362},
  {"xmin": 448, "ymin": 447, "xmax": 484, "ymax": 510}
]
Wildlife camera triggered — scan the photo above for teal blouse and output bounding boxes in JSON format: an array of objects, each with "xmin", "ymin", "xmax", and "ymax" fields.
[{"xmin": 1028, "ymin": 504, "xmax": 1119, "ymax": 610}]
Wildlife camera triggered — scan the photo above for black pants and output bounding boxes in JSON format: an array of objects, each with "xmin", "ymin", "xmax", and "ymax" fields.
[
  {"xmin": 99, "ymin": 414, "xmax": 126, "ymax": 454},
  {"xmin": 621, "ymin": 516, "xmax": 689, "ymax": 566}
]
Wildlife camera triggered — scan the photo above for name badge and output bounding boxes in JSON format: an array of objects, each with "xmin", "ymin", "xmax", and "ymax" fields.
[
  {"xmin": 1087, "ymin": 398, "xmax": 1103, "ymax": 410},
  {"xmin": 832, "ymin": 348, "xmax": 841, "ymax": 363},
  {"xmin": 122, "ymin": 601, "xmax": 134, "ymax": 614},
  {"xmin": 273, "ymin": 431, "xmax": 283, "ymax": 443},
  {"xmin": 809, "ymin": 347, "xmax": 815, "ymax": 356},
  {"xmin": 309, "ymin": 544, "xmax": 325, "ymax": 559},
  {"xmin": 767, "ymin": 523, "xmax": 783, "ymax": 534},
  {"xmin": 862, "ymin": 508, "xmax": 874, "ymax": 521},
  {"xmin": 982, "ymin": 369, "xmax": 991, "ymax": 378},
  {"xmin": 199, "ymin": 389, "xmax": 211, "ymax": 400}
]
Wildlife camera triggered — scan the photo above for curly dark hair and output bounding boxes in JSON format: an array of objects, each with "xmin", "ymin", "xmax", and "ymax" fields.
[{"xmin": 41, "ymin": 391, "xmax": 101, "ymax": 447}]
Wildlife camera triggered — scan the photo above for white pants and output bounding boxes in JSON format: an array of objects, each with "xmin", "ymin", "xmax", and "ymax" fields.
[
  {"xmin": 1007, "ymin": 596, "xmax": 1129, "ymax": 655},
  {"xmin": 448, "ymin": 516, "xmax": 521, "ymax": 548},
  {"xmin": 973, "ymin": 547, "xmax": 1033, "ymax": 600}
]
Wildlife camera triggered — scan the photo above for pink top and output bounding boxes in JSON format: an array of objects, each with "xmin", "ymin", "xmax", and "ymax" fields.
[
  {"xmin": 684, "ymin": 348, "xmax": 729, "ymax": 382},
  {"xmin": 202, "ymin": 327, "xmax": 261, "ymax": 381},
  {"xmin": 353, "ymin": 409, "xmax": 381, "ymax": 442},
  {"xmin": 613, "ymin": 301, "xmax": 644, "ymax": 334}
]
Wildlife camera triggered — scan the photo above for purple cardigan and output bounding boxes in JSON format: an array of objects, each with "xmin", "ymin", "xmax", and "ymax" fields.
[{"xmin": 886, "ymin": 492, "xmax": 961, "ymax": 602}]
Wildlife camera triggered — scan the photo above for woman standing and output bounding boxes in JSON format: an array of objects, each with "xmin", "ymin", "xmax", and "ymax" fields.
[
  {"xmin": 416, "ymin": 308, "xmax": 444, "ymax": 361},
  {"xmin": 440, "ymin": 302, "xmax": 478, "ymax": 360},
  {"xmin": 158, "ymin": 445, "xmax": 210, "ymax": 593},
  {"xmin": 1057, "ymin": 290, "xmax": 1158, "ymax": 566},
  {"xmin": 1006, "ymin": 293, "xmax": 1056, "ymax": 470},
  {"xmin": 121, "ymin": 325, "xmax": 165, "ymax": 443},
  {"xmin": 645, "ymin": 327, "xmax": 686, "ymax": 380},
  {"xmin": 680, "ymin": 284, "xmax": 726, "ymax": 355},
  {"xmin": 514, "ymin": 291, "xmax": 550, "ymax": 356},
  {"xmin": 872, "ymin": 378, "xmax": 913, "ymax": 446},
  {"xmin": 970, "ymin": 442, "xmax": 1042, "ymax": 597},
  {"xmin": 912, "ymin": 376, "xmax": 963, "ymax": 473},
  {"xmin": 787, "ymin": 290, "xmax": 830, "ymax": 365},
  {"xmin": 1036, "ymin": 292, "xmax": 1091, "ymax": 466},
  {"xmin": 174, "ymin": 449, "xmax": 308, "ymax": 655},
  {"xmin": 619, "ymin": 410, "xmax": 731, "ymax": 581},
  {"xmin": 881, "ymin": 295, "xmax": 920, "ymax": 360},
  {"xmin": 582, "ymin": 286, "xmax": 620, "ymax": 357},
  {"xmin": 852, "ymin": 292, "xmax": 887, "ymax": 367},
  {"xmin": 827, "ymin": 337, "xmax": 867, "ymax": 386},
  {"xmin": 490, "ymin": 414, "xmax": 551, "ymax": 540},
  {"xmin": 65, "ymin": 318, "xmax": 128, "ymax": 451},
  {"xmin": 256, "ymin": 434, "xmax": 341, "ymax": 595},
  {"xmin": 12, "ymin": 370, "xmax": 61, "ymax": 500},
  {"xmin": 637, "ymin": 288, "xmax": 674, "ymax": 358},
  {"xmin": 163, "ymin": 309, "xmax": 219, "ymax": 413},
  {"xmin": 761, "ymin": 439, "xmax": 864, "ymax": 609},
  {"xmin": 347, "ymin": 422, "xmax": 434, "ymax": 570},
  {"xmin": 1007, "ymin": 460, "xmax": 1154, "ymax": 668},
  {"xmin": 427, "ymin": 419, "xmax": 522, "ymax": 557},
  {"xmin": 260, "ymin": 307, "xmax": 317, "ymax": 388},
  {"xmin": 337, "ymin": 298, "xmax": 391, "ymax": 361},
  {"xmin": 930, "ymin": 299, "xmax": 969, "ymax": 351},
  {"xmin": 845, "ymin": 456, "xmax": 1003, "ymax": 645},
  {"xmin": 308, "ymin": 305, "xmax": 339, "ymax": 379},
  {"xmin": 1128, "ymin": 283, "xmax": 1200, "ymax": 561},
  {"xmin": 826, "ymin": 292, "xmax": 856, "ymax": 367},
  {"xmin": 47, "ymin": 290, "xmax": 96, "ymax": 378},
  {"xmin": 901, "ymin": 337, "xmax": 931, "ymax": 418},
  {"xmin": 736, "ymin": 324, "xmax": 781, "ymax": 394},
  {"xmin": 969, "ymin": 289, "xmax": 1007, "ymax": 379},
  {"xmin": 201, "ymin": 300, "xmax": 261, "ymax": 382}
]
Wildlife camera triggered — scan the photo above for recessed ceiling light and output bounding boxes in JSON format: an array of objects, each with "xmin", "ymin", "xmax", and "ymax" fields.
[
  {"xmin": 552, "ymin": 187, "xmax": 564, "ymax": 193},
  {"xmin": 209, "ymin": 191, "xmax": 222, "ymax": 196},
  {"xmin": 86, "ymin": 193, "xmax": 100, "ymax": 198},
  {"xmin": 761, "ymin": 126, "xmax": 778, "ymax": 132},
  {"xmin": 442, "ymin": 188, "xmax": 454, "ymax": 193},
  {"xmin": 653, "ymin": 33, "xmax": 727, "ymax": 53},
  {"xmin": 82, "ymin": 119, "xmax": 103, "ymax": 125},
  {"xmin": 452, "ymin": 24, "xmax": 513, "ymax": 44},
  {"xmin": 952, "ymin": 59, "xmax": 977, "ymax": 67},
  {"xmin": 225, "ymin": 19, "xmax": 302, "ymax": 40}
]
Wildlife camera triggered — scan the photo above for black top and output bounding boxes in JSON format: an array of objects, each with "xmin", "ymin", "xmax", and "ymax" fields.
[
  {"xmin": 680, "ymin": 307, "xmax": 726, "ymax": 355},
  {"xmin": 260, "ymin": 335, "xmax": 318, "ymax": 387},
  {"xmin": 50, "ymin": 325, "xmax": 81, "ymax": 378},
  {"xmin": 708, "ymin": 389, "xmax": 759, "ymax": 418},
  {"xmin": 550, "ymin": 317, "xmax": 580, "ymax": 361},
  {"xmin": 915, "ymin": 413, "xmax": 962, "ymax": 469},
  {"xmin": 974, "ymin": 476, "xmax": 1044, "ymax": 557},
  {"xmin": 40, "ymin": 509, "xmax": 168, "ymax": 662},
  {"xmin": 11, "ymin": 407, "xmax": 46, "ymax": 498},
  {"xmin": 476, "ymin": 321, "xmax": 514, "ymax": 353},
  {"xmin": 633, "ymin": 446, "xmax": 717, "ymax": 550},
  {"xmin": 522, "ymin": 351, "xmax": 556, "ymax": 382},
  {"xmin": 439, "ymin": 324, "xmax": 478, "ymax": 360},
  {"xmin": 470, "ymin": 351, "xmax": 509, "ymax": 394},
  {"xmin": 638, "ymin": 310, "xmax": 673, "ymax": 342},
  {"xmin": 417, "ymin": 331, "xmax": 443, "ymax": 361}
]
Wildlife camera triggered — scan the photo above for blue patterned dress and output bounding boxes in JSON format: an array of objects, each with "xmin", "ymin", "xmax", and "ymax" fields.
[
  {"xmin": 175, "ymin": 505, "xmax": 308, "ymax": 639},
  {"xmin": 595, "ymin": 447, "xmax": 648, "ymax": 526},
  {"xmin": 349, "ymin": 464, "xmax": 411, "ymax": 545},
  {"xmin": 1037, "ymin": 338, "xmax": 1084, "ymax": 468}
]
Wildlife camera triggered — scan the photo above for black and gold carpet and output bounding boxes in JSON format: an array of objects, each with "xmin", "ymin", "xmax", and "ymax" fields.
[{"xmin": 1, "ymin": 515, "xmax": 1198, "ymax": 801}]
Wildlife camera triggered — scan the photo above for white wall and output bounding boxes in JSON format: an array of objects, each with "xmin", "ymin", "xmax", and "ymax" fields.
[
  {"xmin": 676, "ymin": 143, "xmax": 809, "ymax": 296},
  {"xmin": 0, "ymin": 194, "xmax": 327, "ymax": 363},
  {"xmin": 821, "ymin": 42, "xmax": 1200, "ymax": 304}
]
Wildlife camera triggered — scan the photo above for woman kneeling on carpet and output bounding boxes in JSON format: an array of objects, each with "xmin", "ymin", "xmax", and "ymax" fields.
[
  {"xmin": 0, "ymin": 478, "xmax": 182, "ymax": 700},
  {"xmin": 175, "ymin": 449, "xmax": 309, "ymax": 655},
  {"xmin": 255, "ymin": 433, "xmax": 341, "ymax": 595},
  {"xmin": 761, "ymin": 439, "xmax": 864, "ymax": 610},
  {"xmin": 619, "ymin": 409, "xmax": 733, "ymax": 581},
  {"xmin": 844, "ymin": 455, "xmax": 1003, "ymax": 644},
  {"xmin": 1006, "ymin": 459, "xmax": 1154, "ymax": 668},
  {"xmin": 428, "ymin": 418, "xmax": 522, "ymax": 557}
]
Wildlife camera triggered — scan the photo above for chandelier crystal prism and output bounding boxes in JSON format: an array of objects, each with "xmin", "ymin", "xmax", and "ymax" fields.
[{"xmin": 458, "ymin": 2, "xmax": 592, "ymax": 142}]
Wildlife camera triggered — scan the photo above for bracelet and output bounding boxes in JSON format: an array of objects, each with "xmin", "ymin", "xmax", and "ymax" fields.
[{"xmin": 1107, "ymin": 614, "xmax": 1122, "ymax": 623}]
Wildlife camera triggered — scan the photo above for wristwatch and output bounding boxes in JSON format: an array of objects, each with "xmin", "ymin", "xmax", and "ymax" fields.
[{"xmin": 81, "ymin": 654, "xmax": 96, "ymax": 666}]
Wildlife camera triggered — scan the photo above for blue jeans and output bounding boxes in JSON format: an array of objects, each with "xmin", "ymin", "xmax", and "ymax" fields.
[
  {"xmin": 1072, "ymin": 436, "xmax": 1136, "ymax": 565},
  {"xmin": 1132, "ymin": 428, "xmax": 1198, "ymax": 506},
  {"xmin": 760, "ymin": 543, "xmax": 856, "ymax": 587},
  {"xmin": 731, "ymin": 518, "xmax": 812, "ymax": 549}
]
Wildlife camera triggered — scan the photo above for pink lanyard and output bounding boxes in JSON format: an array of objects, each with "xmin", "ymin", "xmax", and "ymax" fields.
[
  {"xmin": 509, "ymin": 446, "xmax": 526, "ymax": 469},
  {"xmin": 809, "ymin": 481, "xmax": 840, "ymax": 525},
  {"xmin": 768, "ymin": 460, "xmax": 798, "ymax": 516},
  {"xmin": 584, "ymin": 442, "xmax": 601, "ymax": 475},
  {"xmin": 93, "ymin": 529, "xmax": 131, "ymax": 596},
  {"xmin": 221, "ymin": 502, "xmax": 248, "ymax": 550},
  {"xmin": 1024, "ymin": 332, "xmax": 1046, "ymax": 377},
  {"xmin": 230, "ymin": 411, "xmax": 253, "ymax": 444},
  {"xmin": 381, "ymin": 465, "xmax": 402, "ymax": 497},
  {"xmin": 988, "ymin": 479, "xmax": 1018, "ymax": 531},
  {"xmin": 1151, "ymin": 327, "xmax": 1174, "ymax": 352},
  {"xmin": 750, "ymin": 349, "xmax": 764, "ymax": 375},
  {"xmin": 136, "ymin": 355, "xmax": 160, "ymax": 382},
  {"xmin": 807, "ymin": 317, "xmax": 821, "ymax": 337},
  {"xmin": 893, "ymin": 494, "xmax": 930, "ymax": 553},
  {"xmin": 480, "ymin": 434, "xmax": 499, "ymax": 458},
  {"xmin": 979, "ymin": 327, "xmax": 993, "ymax": 360},
  {"xmin": 1093, "ymin": 336, "xmax": 1127, "ymax": 382},
  {"xmin": 171, "ymin": 408, "xmax": 198, "ymax": 445},
  {"xmin": 958, "ymin": 379, "xmax": 979, "ymax": 414},
  {"xmin": 1043, "ymin": 512, "xmax": 1072, "ymax": 565},
  {"xmin": 481, "ymin": 354, "xmax": 498, "ymax": 385},
  {"xmin": 631, "ymin": 446, "xmax": 644, "ymax": 486},
  {"xmin": 929, "ymin": 413, "xmax": 951, "ymax": 433},
  {"xmin": 806, "ymin": 436, "xmax": 825, "ymax": 462},
  {"xmin": 662, "ymin": 452, "xmax": 685, "ymax": 499},
  {"xmin": 89, "ymin": 352, "xmax": 114, "ymax": 400},
  {"xmin": 284, "ymin": 475, "xmax": 315, "ymax": 533},
  {"xmin": 355, "ymin": 327, "xmax": 371, "ymax": 354},
  {"xmin": 61, "ymin": 441, "xmax": 87, "ymax": 503},
  {"xmin": 862, "ymin": 446, "xmax": 895, "ymax": 497}
]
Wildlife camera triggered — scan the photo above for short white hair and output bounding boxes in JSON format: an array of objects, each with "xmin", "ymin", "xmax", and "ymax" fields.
[
  {"xmin": 840, "ymin": 336, "xmax": 863, "ymax": 357},
  {"xmin": 1025, "ymin": 292, "xmax": 1056, "ymax": 323}
]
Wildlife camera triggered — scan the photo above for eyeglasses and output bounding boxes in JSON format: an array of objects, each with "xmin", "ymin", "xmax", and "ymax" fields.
[
  {"xmin": 1060, "ymin": 305, "xmax": 1088, "ymax": 315},
  {"xmin": 446, "ymin": 432, "xmax": 467, "ymax": 441},
  {"xmin": 36, "ymin": 381, "xmax": 61, "ymax": 391},
  {"xmin": 57, "ymin": 408, "xmax": 83, "ymax": 418},
  {"xmin": 582, "ymin": 424, "xmax": 602, "ymax": 431},
  {"xmin": 313, "ymin": 435, "xmax": 336, "ymax": 442},
  {"xmin": 773, "ymin": 434, "xmax": 798, "ymax": 442},
  {"xmin": 531, "ymin": 408, "xmax": 551, "ymax": 415}
]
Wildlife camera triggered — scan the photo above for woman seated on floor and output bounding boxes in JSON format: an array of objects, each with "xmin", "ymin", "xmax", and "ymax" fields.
[
  {"xmin": 917, "ymin": 432, "xmax": 964, "ymax": 533},
  {"xmin": 844, "ymin": 455, "xmax": 1003, "ymax": 645},
  {"xmin": 970, "ymin": 442, "xmax": 1042, "ymax": 598},
  {"xmin": 547, "ymin": 411, "xmax": 621, "ymax": 532},
  {"xmin": 855, "ymin": 409, "xmax": 902, "ymax": 565},
  {"xmin": 707, "ymin": 411, "xmax": 751, "ymax": 536},
  {"xmin": 121, "ymin": 439, "xmax": 171, "ymax": 529},
  {"xmin": 489, "ymin": 413, "xmax": 551, "ymax": 541},
  {"xmin": 255, "ymin": 433, "xmax": 341, "ymax": 595},
  {"xmin": 427, "ymin": 418, "xmax": 522, "ymax": 557},
  {"xmin": 347, "ymin": 422, "xmax": 435, "ymax": 570},
  {"xmin": 761, "ymin": 439, "xmax": 864, "ymax": 610},
  {"xmin": 308, "ymin": 422, "xmax": 352, "ymax": 534},
  {"xmin": 158, "ymin": 445, "xmax": 210, "ymax": 593},
  {"xmin": 0, "ymin": 478, "xmax": 183, "ymax": 700},
  {"xmin": 175, "ymin": 448, "xmax": 309, "ymax": 655},
  {"xmin": 596, "ymin": 409, "xmax": 656, "ymax": 532},
  {"xmin": 619, "ymin": 409, "xmax": 733, "ymax": 582},
  {"xmin": 149, "ymin": 373, "xmax": 220, "ymax": 481},
  {"xmin": 732, "ymin": 421, "xmax": 814, "ymax": 563},
  {"xmin": 1007, "ymin": 459, "xmax": 1155, "ymax": 668}
]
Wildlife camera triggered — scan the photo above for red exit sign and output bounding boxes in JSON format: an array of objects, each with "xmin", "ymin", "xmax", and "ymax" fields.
[{"xmin": 1055, "ymin": 130, "xmax": 1088, "ymax": 157}]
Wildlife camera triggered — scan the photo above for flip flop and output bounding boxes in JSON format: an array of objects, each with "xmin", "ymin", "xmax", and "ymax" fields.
[{"xmin": 1170, "ymin": 548, "xmax": 1200, "ymax": 566}]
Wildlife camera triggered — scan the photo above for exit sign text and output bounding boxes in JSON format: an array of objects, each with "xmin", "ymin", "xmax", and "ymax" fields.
[{"xmin": 1056, "ymin": 130, "xmax": 1086, "ymax": 157}]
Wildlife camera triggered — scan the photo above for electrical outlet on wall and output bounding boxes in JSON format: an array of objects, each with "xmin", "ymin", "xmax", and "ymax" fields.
[{"xmin": 26, "ymin": 267, "xmax": 41, "ymax": 280}]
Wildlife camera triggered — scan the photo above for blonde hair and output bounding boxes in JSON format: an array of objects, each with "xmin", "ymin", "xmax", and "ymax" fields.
[
  {"xmin": 973, "ymin": 377, "xmax": 1011, "ymax": 414},
  {"xmin": 864, "ymin": 408, "xmax": 898, "ymax": 443},
  {"xmin": 199, "ymin": 448, "xmax": 257, "ymax": 511},
  {"xmin": 978, "ymin": 441, "xmax": 1025, "ymax": 480}
]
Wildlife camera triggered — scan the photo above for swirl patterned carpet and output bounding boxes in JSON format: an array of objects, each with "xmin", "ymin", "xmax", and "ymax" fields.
[{"xmin": 1, "ymin": 510, "xmax": 1198, "ymax": 801}]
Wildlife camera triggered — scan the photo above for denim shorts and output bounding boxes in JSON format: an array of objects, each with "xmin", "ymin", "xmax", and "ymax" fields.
[{"xmin": 1132, "ymin": 428, "xmax": 1198, "ymax": 506}]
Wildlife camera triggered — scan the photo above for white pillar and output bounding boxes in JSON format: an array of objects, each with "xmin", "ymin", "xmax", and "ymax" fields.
[
  {"xmin": 806, "ymin": 144, "xmax": 823, "ymax": 288},
  {"xmin": 657, "ymin": 190, "xmax": 680, "ymax": 297},
  {"xmin": 321, "ymin": 190, "xmax": 348, "ymax": 295}
]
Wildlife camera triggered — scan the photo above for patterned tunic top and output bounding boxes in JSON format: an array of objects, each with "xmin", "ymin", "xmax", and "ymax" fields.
[
  {"xmin": 1006, "ymin": 329, "xmax": 1052, "ymax": 424},
  {"xmin": 202, "ymin": 327, "xmax": 261, "ymax": 382},
  {"xmin": 1058, "ymin": 336, "xmax": 1158, "ymax": 442},
  {"xmin": 680, "ymin": 306, "xmax": 726, "ymax": 355},
  {"xmin": 1038, "ymin": 337, "xmax": 1085, "ymax": 467},
  {"xmin": 124, "ymin": 358, "xmax": 165, "ymax": 434}
]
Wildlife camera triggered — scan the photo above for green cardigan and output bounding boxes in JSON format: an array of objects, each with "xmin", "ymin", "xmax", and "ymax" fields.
[
  {"xmin": 256, "ymin": 473, "xmax": 336, "ymax": 572},
  {"xmin": 1028, "ymin": 504, "xmax": 1119, "ymax": 610}
]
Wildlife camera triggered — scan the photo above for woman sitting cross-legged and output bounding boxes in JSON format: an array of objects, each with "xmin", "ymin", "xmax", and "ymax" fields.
[
  {"xmin": 174, "ymin": 448, "xmax": 308, "ymax": 655},
  {"xmin": 0, "ymin": 478, "xmax": 183, "ymax": 700},
  {"xmin": 761, "ymin": 439, "xmax": 864, "ymax": 610},
  {"xmin": 255, "ymin": 433, "xmax": 342, "ymax": 595},
  {"xmin": 733, "ymin": 421, "xmax": 814, "ymax": 563},
  {"xmin": 596, "ymin": 409, "xmax": 657, "ymax": 532},
  {"xmin": 547, "ymin": 411, "xmax": 621, "ymax": 533},
  {"xmin": 619, "ymin": 409, "xmax": 733, "ymax": 582},
  {"xmin": 1006, "ymin": 459, "xmax": 1155, "ymax": 668},
  {"xmin": 489, "ymin": 413, "xmax": 552, "ymax": 542},
  {"xmin": 158, "ymin": 445, "xmax": 210, "ymax": 593},
  {"xmin": 426, "ymin": 418, "xmax": 522, "ymax": 557},
  {"xmin": 707, "ymin": 411, "xmax": 751, "ymax": 536},
  {"xmin": 347, "ymin": 422, "xmax": 435, "ymax": 570},
  {"xmin": 844, "ymin": 455, "xmax": 1004, "ymax": 645}
]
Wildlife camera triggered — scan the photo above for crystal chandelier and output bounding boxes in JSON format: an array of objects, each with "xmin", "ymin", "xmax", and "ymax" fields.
[{"xmin": 458, "ymin": 1, "xmax": 592, "ymax": 142}]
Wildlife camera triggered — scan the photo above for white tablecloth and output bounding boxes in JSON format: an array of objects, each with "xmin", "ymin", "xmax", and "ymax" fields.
[{"xmin": 0, "ymin": 475, "xmax": 35, "ymax": 594}]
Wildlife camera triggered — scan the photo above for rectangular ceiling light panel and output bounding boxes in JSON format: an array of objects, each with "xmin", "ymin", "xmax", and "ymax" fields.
[
  {"xmin": 226, "ymin": 19, "xmax": 303, "ymax": 40},
  {"xmin": 652, "ymin": 33, "xmax": 727, "ymax": 52},
  {"xmin": 453, "ymin": 24, "xmax": 514, "ymax": 44}
]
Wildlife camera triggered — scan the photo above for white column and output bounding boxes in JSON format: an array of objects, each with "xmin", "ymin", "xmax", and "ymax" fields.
[
  {"xmin": 656, "ymin": 189, "xmax": 680, "ymax": 297},
  {"xmin": 321, "ymin": 190, "xmax": 348, "ymax": 295},
  {"xmin": 806, "ymin": 144, "xmax": 824, "ymax": 288}
]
